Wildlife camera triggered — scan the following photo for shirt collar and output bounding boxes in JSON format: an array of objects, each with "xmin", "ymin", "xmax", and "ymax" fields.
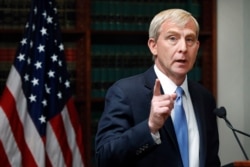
[{"xmin": 154, "ymin": 65, "xmax": 188, "ymax": 96}]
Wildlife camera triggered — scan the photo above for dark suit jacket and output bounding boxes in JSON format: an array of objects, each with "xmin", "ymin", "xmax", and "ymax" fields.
[{"xmin": 95, "ymin": 66, "xmax": 220, "ymax": 167}]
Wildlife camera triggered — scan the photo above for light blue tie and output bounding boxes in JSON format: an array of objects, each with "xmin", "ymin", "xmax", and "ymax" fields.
[{"xmin": 174, "ymin": 87, "xmax": 189, "ymax": 167}]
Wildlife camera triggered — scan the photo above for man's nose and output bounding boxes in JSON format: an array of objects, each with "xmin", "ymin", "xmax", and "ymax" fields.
[{"xmin": 178, "ymin": 39, "xmax": 187, "ymax": 53}]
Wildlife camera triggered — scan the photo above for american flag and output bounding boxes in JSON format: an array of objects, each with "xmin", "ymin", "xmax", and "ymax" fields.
[{"xmin": 0, "ymin": 0, "xmax": 85, "ymax": 166}]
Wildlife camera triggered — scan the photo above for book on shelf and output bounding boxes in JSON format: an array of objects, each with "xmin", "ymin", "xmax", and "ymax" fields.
[
  {"xmin": 91, "ymin": 44, "xmax": 153, "ymax": 98},
  {"xmin": 91, "ymin": 0, "xmax": 201, "ymax": 31},
  {"xmin": 0, "ymin": 0, "xmax": 77, "ymax": 29},
  {"xmin": 0, "ymin": 47, "xmax": 16, "ymax": 94},
  {"xmin": 0, "ymin": 48, "xmax": 16, "ymax": 62},
  {"xmin": 57, "ymin": 0, "xmax": 76, "ymax": 29}
]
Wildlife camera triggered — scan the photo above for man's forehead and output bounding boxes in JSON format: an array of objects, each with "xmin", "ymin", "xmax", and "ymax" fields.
[{"xmin": 160, "ymin": 20, "xmax": 197, "ymax": 35}]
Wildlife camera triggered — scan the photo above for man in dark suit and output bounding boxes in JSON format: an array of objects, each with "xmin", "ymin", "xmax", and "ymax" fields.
[{"xmin": 95, "ymin": 8, "xmax": 221, "ymax": 167}]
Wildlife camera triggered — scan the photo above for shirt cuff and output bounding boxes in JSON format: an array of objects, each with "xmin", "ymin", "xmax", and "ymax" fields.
[{"xmin": 151, "ymin": 131, "xmax": 161, "ymax": 144}]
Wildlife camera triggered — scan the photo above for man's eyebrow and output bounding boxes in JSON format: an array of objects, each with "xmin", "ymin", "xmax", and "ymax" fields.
[
  {"xmin": 186, "ymin": 33, "xmax": 196, "ymax": 37},
  {"xmin": 164, "ymin": 30, "xmax": 197, "ymax": 38},
  {"xmin": 165, "ymin": 30, "xmax": 179, "ymax": 34},
  {"xmin": 164, "ymin": 30, "xmax": 180, "ymax": 36}
]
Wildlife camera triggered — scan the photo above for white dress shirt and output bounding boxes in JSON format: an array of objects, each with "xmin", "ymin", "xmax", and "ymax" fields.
[{"xmin": 154, "ymin": 65, "xmax": 200, "ymax": 167}]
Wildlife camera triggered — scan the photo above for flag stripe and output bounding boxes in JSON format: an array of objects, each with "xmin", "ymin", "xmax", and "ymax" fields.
[
  {"xmin": 0, "ymin": 107, "xmax": 20, "ymax": 166},
  {"xmin": 0, "ymin": 139, "xmax": 11, "ymax": 167},
  {"xmin": 45, "ymin": 150, "xmax": 53, "ymax": 167},
  {"xmin": 46, "ymin": 123, "xmax": 66, "ymax": 166},
  {"xmin": 62, "ymin": 103, "xmax": 85, "ymax": 167},
  {"xmin": 0, "ymin": 86, "xmax": 38, "ymax": 167},
  {"xmin": 50, "ymin": 113, "xmax": 73, "ymax": 166},
  {"xmin": 0, "ymin": 107, "xmax": 19, "ymax": 167},
  {"xmin": 66, "ymin": 99, "xmax": 85, "ymax": 163}
]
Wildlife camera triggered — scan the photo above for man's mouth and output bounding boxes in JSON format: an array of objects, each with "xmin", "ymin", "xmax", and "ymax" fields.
[{"xmin": 176, "ymin": 60, "xmax": 186, "ymax": 63}]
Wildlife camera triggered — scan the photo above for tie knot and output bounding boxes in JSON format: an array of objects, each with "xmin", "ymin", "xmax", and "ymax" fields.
[{"xmin": 176, "ymin": 87, "xmax": 184, "ymax": 97}]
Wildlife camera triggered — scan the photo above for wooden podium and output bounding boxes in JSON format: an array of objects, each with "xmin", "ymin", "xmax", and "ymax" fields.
[{"xmin": 223, "ymin": 161, "xmax": 250, "ymax": 167}]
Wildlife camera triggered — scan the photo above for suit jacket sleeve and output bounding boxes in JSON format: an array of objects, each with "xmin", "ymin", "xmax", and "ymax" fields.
[{"xmin": 95, "ymin": 81, "xmax": 157, "ymax": 167}]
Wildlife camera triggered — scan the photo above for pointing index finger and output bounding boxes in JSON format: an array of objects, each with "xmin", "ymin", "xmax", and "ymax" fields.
[{"xmin": 153, "ymin": 79, "xmax": 162, "ymax": 96}]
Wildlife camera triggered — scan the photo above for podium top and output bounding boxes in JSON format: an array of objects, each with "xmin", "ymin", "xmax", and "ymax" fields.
[
  {"xmin": 234, "ymin": 161, "xmax": 250, "ymax": 167},
  {"xmin": 223, "ymin": 161, "xmax": 250, "ymax": 167}
]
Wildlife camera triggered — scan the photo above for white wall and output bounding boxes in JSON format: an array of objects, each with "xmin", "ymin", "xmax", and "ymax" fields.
[
  {"xmin": 217, "ymin": 0, "xmax": 250, "ymax": 165},
  {"xmin": 243, "ymin": 0, "xmax": 250, "ymax": 158}
]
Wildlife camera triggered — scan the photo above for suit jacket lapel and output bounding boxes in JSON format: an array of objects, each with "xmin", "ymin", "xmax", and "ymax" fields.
[{"xmin": 188, "ymin": 80, "xmax": 206, "ymax": 167}]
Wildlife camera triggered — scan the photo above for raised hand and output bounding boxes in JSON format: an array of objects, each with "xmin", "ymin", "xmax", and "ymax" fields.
[{"xmin": 148, "ymin": 79, "xmax": 176, "ymax": 133}]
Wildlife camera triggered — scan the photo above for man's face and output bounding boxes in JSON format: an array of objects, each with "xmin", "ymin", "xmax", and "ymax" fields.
[{"xmin": 148, "ymin": 19, "xmax": 200, "ymax": 84}]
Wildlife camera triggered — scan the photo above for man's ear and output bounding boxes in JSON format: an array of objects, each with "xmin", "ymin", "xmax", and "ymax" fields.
[
  {"xmin": 148, "ymin": 38, "xmax": 157, "ymax": 56},
  {"xmin": 196, "ymin": 40, "xmax": 200, "ymax": 49}
]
